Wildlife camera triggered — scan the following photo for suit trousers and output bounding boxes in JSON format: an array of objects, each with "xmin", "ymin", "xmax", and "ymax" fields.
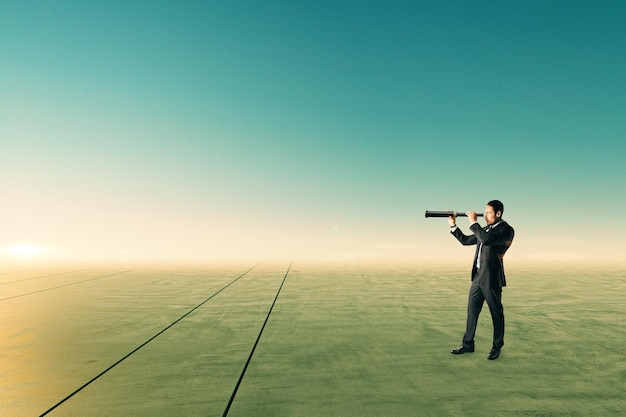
[{"xmin": 462, "ymin": 277, "xmax": 505, "ymax": 349}]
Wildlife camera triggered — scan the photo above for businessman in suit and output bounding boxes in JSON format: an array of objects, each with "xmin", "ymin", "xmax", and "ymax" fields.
[{"xmin": 448, "ymin": 200, "xmax": 514, "ymax": 360}]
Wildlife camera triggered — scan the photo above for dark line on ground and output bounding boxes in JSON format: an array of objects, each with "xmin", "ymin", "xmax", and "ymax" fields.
[
  {"xmin": 0, "ymin": 267, "xmax": 95, "ymax": 286},
  {"xmin": 38, "ymin": 264, "xmax": 259, "ymax": 417},
  {"xmin": 222, "ymin": 262, "xmax": 292, "ymax": 417},
  {"xmin": 0, "ymin": 270, "xmax": 136, "ymax": 302}
]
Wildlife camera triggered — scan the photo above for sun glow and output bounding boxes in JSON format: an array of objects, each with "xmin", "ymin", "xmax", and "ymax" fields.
[{"xmin": 3, "ymin": 244, "xmax": 47, "ymax": 258}]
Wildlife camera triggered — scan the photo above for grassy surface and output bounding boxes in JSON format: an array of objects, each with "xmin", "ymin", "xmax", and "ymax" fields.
[{"xmin": 0, "ymin": 263, "xmax": 624, "ymax": 416}]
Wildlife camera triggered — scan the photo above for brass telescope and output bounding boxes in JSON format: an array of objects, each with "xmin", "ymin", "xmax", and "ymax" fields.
[{"xmin": 424, "ymin": 210, "xmax": 484, "ymax": 218}]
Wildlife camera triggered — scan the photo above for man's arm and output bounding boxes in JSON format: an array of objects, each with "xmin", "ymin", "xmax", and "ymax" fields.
[
  {"xmin": 449, "ymin": 215, "xmax": 477, "ymax": 246},
  {"xmin": 470, "ymin": 223, "xmax": 514, "ymax": 246}
]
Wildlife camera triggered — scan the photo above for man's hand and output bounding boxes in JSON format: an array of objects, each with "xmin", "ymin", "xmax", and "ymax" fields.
[
  {"xmin": 466, "ymin": 211, "xmax": 478, "ymax": 223},
  {"xmin": 448, "ymin": 213, "xmax": 457, "ymax": 227}
]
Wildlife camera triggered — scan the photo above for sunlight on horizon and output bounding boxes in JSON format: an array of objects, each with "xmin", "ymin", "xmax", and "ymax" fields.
[{"xmin": 2, "ymin": 243, "xmax": 47, "ymax": 258}]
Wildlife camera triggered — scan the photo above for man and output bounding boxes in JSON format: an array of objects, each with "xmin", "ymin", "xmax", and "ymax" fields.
[{"xmin": 448, "ymin": 200, "xmax": 514, "ymax": 360}]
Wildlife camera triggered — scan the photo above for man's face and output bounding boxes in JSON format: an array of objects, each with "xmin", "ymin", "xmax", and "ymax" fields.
[{"xmin": 484, "ymin": 205, "xmax": 500, "ymax": 225}]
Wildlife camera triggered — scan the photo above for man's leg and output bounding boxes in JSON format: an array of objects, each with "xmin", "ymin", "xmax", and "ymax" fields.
[
  {"xmin": 485, "ymin": 287, "xmax": 505, "ymax": 349},
  {"xmin": 462, "ymin": 280, "xmax": 485, "ymax": 348}
]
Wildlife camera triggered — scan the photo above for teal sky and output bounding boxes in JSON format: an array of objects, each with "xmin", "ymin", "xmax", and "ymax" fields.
[{"xmin": 2, "ymin": 1, "xmax": 625, "ymax": 264}]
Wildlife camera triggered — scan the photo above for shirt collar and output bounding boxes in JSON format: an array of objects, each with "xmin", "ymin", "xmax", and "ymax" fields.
[{"xmin": 490, "ymin": 220, "xmax": 503, "ymax": 229}]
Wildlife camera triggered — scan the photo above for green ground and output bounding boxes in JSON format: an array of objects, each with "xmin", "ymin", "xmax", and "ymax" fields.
[{"xmin": 1, "ymin": 263, "xmax": 624, "ymax": 416}]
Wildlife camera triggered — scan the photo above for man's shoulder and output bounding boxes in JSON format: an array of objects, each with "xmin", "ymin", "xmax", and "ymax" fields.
[{"xmin": 501, "ymin": 221, "xmax": 515, "ymax": 237}]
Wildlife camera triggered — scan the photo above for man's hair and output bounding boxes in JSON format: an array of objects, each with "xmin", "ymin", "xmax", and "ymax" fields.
[{"xmin": 488, "ymin": 200, "xmax": 504, "ymax": 216}]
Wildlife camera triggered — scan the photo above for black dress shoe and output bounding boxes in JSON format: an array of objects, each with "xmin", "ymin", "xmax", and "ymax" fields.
[
  {"xmin": 487, "ymin": 347, "xmax": 501, "ymax": 360},
  {"xmin": 451, "ymin": 345, "xmax": 475, "ymax": 354}
]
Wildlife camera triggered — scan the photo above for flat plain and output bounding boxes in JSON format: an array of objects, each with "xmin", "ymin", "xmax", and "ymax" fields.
[{"xmin": 1, "ymin": 262, "xmax": 624, "ymax": 416}]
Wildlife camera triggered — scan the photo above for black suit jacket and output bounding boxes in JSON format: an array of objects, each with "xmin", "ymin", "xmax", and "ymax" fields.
[{"xmin": 451, "ymin": 221, "xmax": 514, "ymax": 288}]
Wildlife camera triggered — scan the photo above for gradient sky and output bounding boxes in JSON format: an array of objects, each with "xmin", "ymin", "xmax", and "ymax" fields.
[{"xmin": 2, "ymin": 1, "xmax": 625, "ymax": 264}]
